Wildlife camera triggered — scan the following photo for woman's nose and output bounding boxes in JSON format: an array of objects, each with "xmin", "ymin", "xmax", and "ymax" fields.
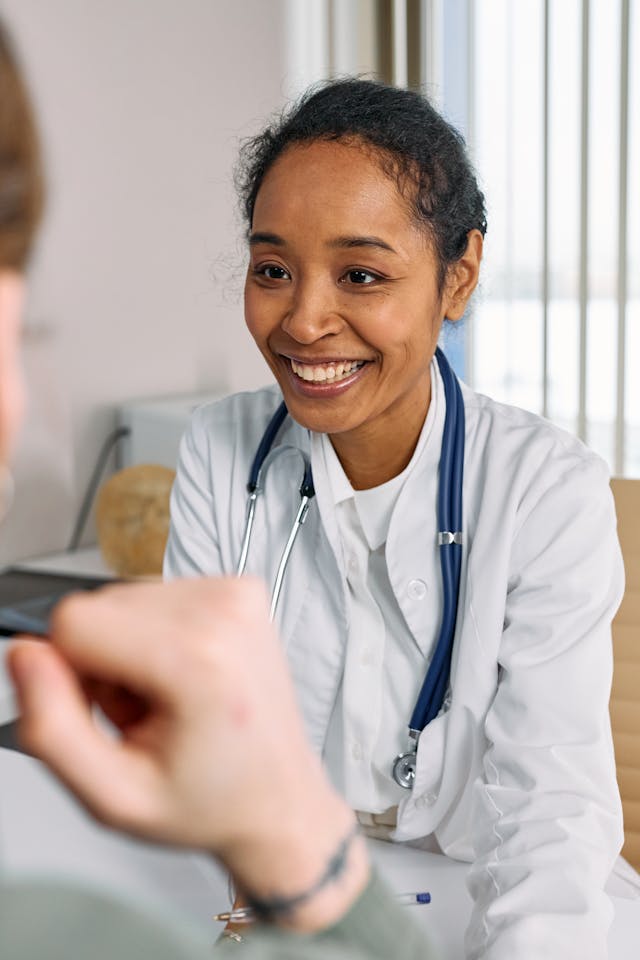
[{"xmin": 280, "ymin": 279, "xmax": 344, "ymax": 343}]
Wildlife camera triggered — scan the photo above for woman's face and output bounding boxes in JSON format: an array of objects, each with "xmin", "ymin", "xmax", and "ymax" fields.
[{"xmin": 244, "ymin": 139, "xmax": 477, "ymax": 450}]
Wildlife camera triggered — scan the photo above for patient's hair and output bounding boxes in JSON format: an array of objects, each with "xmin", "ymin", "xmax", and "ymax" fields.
[
  {"xmin": 235, "ymin": 77, "xmax": 486, "ymax": 292},
  {"xmin": 0, "ymin": 18, "xmax": 43, "ymax": 270}
]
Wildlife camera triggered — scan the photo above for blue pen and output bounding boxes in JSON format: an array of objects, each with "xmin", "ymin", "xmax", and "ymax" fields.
[
  {"xmin": 213, "ymin": 891, "xmax": 431, "ymax": 923},
  {"xmin": 395, "ymin": 891, "xmax": 431, "ymax": 905}
]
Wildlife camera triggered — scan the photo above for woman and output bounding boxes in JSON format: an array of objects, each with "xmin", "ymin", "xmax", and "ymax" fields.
[{"xmin": 165, "ymin": 79, "xmax": 625, "ymax": 958}]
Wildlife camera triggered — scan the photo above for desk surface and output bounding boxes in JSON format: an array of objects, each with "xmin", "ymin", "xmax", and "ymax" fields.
[
  {"xmin": 0, "ymin": 748, "xmax": 639, "ymax": 958},
  {"xmin": 0, "ymin": 548, "xmax": 111, "ymax": 724}
]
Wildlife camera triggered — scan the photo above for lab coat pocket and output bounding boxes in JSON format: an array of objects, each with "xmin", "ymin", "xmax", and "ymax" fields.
[{"xmin": 395, "ymin": 713, "xmax": 448, "ymax": 840}]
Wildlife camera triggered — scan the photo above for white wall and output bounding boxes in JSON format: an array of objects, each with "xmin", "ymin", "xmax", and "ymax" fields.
[{"xmin": 0, "ymin": 0, "xmax": 296, "ymax": 563}]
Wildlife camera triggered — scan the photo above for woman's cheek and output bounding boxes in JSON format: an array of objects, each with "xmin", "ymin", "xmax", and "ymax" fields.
[
  {"xmin": 243, "ymin": 286, "xmax": 263, "ymax": 340},
  {"xmin": 244, "ymin": 292, "xmax": 277, "ymax": 353}
]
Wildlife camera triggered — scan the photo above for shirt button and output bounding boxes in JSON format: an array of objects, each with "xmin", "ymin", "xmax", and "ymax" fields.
[
  {"xmin": 361, "ymin": 648, "xmax": 374, "ymax": 667},
  {"xmin": 348, "ymin": 554, "xmax": 359, "ymax": 576},
  {"xmin": 407, "ymin": 579, "xmax": 427, "ymax": 600},
  {"xmin": 423, "ymin": 792, "xmax": 437, "ymax": 806},
  {"xmin": 352, "ymin": 743, "xmax": 362, "ymax": 762}
]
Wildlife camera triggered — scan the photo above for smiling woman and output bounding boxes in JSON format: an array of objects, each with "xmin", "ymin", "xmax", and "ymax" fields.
[
  {"xmin": 244, "ymin": 137, "xmax": 482, "ymax": 488},
  {"xmin": 165, "ymin": 78, "xmax": 626, "ymax": 960}
]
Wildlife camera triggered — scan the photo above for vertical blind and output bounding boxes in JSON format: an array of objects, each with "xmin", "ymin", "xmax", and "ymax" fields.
[{"xmin": 470, "ymin": 0, "xmax": 638, "ymax": 478}]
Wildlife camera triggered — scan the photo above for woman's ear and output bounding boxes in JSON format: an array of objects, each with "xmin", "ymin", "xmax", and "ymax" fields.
[{"xmin": 442, "ymin": 230, "xmax": 483, "ymax": 322}]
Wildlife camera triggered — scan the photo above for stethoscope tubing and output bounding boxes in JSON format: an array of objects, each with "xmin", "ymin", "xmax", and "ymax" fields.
[
  {"xmin": 248, "ymin": 402, "xmax": 288, "ymax": 492},
  {"xmin": 408, "ymin": 349, "xmax": 464, "ymax": 732}
]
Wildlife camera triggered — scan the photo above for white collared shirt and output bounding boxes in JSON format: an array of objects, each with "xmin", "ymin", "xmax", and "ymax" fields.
[{"xmin": 321, "ymin": 384, "xmax": 440, "ymax": 812}]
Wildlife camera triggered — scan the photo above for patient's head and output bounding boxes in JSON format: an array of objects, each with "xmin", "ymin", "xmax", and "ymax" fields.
[{"xmin": 0, "ymin": 17, "xmax": 43, "ymax": 468}]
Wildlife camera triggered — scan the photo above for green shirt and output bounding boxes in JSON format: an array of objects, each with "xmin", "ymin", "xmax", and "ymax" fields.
[{"xmin": 0, "ymin": 870, "xmax": 436, "ymax": 960}]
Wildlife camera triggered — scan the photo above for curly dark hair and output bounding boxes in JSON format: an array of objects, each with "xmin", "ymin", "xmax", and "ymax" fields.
[{"xmin": 235, "ymin": 77, "xmax": 486, "ymax": 292}]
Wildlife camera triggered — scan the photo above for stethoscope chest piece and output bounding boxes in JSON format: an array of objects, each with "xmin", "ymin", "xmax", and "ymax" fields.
[{"xmin": 392, "ymin": 750, "xmax": 418, "ymax": 789}]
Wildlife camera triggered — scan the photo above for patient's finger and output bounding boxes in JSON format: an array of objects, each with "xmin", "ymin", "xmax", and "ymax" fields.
[
  {"xmin": 47, "ymin": 587, "xmax": 170, "ymax": 692},
  {"xmin": 7, "ymin": 640, "xmax": 162, "ymax": 834},
  {"xmin": 46, "ymin": 577, "xmax": 268, "ymax": 699}
]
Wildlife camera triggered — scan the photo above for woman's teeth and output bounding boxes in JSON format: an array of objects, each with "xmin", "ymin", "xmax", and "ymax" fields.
[{"xmin": 290, "ymin": 359, "xmax": 365, "ymax": 383}]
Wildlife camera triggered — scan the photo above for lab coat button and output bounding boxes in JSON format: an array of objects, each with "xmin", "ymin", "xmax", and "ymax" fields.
[
  {"xmin": 348, "ymin": 554, "xmax": 359, "ymax": 576},
  {"xmin": 361, "ymin": 648, "xmax": 374, "ymax": 666},
  {"xmin": 407, "ymin": 579, "xmax": 427, "ymax": 600},
  {"xmin": 352, "ymin": 743, "xmax": 362, "ymax": 762},
  {"xmin": 425, "ymin": 792, "xmax": 437, "ymax": 805}
]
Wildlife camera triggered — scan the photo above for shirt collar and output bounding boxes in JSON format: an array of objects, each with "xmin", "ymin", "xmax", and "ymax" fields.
[{"xmin": 319, "ymin": 356, "xmax": 442, "ymax": 550}]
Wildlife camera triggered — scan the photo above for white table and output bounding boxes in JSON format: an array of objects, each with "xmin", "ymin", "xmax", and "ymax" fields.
[{"xmin": 0, "ymin": 748, "xmax": 638, "ymax": 958}]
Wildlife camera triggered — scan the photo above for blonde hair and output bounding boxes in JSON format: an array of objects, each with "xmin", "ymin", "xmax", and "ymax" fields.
[{"xmin": 0, "ymin": 18, "xmax": 43, "ymax": 270}]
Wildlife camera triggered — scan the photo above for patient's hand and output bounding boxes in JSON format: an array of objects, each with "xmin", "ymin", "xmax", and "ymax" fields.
[
  {"xmin": 8, "ymin": 577, "xmax": 368, "ymax": 933},
  {"xmin": 8, "ymin": 577, "xmax": 318, "ymax": 846}
]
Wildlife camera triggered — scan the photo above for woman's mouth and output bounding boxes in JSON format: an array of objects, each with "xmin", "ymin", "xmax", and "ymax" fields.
[{"xmin": 289, "ymin": 358, "xmax": 366, "ymax": 384}]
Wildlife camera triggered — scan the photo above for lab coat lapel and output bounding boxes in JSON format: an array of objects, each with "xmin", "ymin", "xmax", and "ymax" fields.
[{"xmin": 385, "ymin": 363, "xmax": 446, "ymax": 659}]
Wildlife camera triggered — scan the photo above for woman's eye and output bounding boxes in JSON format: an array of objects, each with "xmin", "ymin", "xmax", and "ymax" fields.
[
  {"xmin": 256, "ymin": 264, "xmax": 290, "ymax": 280},
  {"xmin": 343, "ymin": 269, "xmax": 378, "ymax": 285}
]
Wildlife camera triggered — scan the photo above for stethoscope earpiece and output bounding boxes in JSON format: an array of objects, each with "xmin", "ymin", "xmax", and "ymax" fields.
[{"xmin": 236, "ymin": 437, "xmax": 316, "ymax": 623}]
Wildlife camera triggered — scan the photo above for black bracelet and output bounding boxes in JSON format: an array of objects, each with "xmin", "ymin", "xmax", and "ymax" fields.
[{"xmin": 245, "ymin": 822, "xmax": 360, "ymax": 922}]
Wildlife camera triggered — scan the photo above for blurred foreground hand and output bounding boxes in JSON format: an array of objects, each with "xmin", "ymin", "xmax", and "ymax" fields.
[{"xmin": 8, "ymin": 577, "xmax": 367, "ymax": 932}]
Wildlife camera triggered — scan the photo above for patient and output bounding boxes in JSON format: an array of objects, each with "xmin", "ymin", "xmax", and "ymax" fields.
[{"xmin": 0, "ymin": 16, "xmax": 433, "ymax": 960}]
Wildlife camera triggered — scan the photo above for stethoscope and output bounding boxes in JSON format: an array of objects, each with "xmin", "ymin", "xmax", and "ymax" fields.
[{"xmin": 236, "ymin": 347, "xmax": 464, "ymax": 790}]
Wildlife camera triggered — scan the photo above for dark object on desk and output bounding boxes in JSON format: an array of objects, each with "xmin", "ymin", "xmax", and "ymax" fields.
[
  {"xmin": 0, "ymin": 567, "xmax": 113, "ymax": 637},
  {"xmin": 0, "ymin": 720, "xmax": 20, "ymax": 752}
]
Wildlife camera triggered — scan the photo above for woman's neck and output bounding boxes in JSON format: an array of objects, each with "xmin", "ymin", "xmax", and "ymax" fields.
[{"xmin": 329, "ymin": 378, "xmax": 431, "ymax": 491}]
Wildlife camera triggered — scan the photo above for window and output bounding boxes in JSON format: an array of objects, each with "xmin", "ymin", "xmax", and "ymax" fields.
[{"xmin": 469, "ymin": 0, "xmax": 639, "ymax": 476}]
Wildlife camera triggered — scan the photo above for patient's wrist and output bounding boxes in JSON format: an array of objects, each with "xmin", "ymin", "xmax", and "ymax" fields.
[{"xmin": 219, "ymin": 771, "xmax": 370, "ymax": 933}]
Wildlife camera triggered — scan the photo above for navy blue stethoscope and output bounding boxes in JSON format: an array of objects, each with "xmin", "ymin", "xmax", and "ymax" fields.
[{"xmin": 236, "ymin": 347, "xmax": 464, "ymax": 790}]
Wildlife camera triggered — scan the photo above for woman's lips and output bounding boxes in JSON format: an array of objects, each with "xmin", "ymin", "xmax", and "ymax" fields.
[
  {"xmin": 289, "ymin": 357, "xmax": 366, "ymax": 384},
  {"xmin": 281, "ymin": 355, "xmax": 371, "ymax": 397}
]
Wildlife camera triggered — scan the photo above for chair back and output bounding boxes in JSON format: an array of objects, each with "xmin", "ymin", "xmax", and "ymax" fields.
[{"xmin": 610, "ymin": 478, "xmax": 640, "ymax": 870}]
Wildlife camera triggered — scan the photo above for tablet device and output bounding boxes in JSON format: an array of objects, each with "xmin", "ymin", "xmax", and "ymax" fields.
[{"xmin": 0, "ymin": 567, "xmax": 114, "ymax": 637}]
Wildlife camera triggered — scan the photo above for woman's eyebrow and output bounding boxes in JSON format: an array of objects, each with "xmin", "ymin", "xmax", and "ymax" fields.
[
  {"xmin": 329, "ymin": 235, "xmax": 398, "ymax": 254},
  {"xmin": 248, "ymin": 232, "xmax": 399, "ymax": 254},
  {"xmin": 249, "ymin": 231, "xmax": 285, "ymax": 246}
]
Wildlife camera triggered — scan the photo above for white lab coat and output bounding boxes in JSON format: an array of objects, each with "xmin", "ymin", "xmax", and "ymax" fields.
[{"xmin": 164, "ymin": 364, "xmax": 624, "ymax": 960}]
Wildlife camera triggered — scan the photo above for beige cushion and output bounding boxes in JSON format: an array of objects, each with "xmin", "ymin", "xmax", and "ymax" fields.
[{"xmin": 611, "ymin": 478, "xmax": 640, "ymax": 869}]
